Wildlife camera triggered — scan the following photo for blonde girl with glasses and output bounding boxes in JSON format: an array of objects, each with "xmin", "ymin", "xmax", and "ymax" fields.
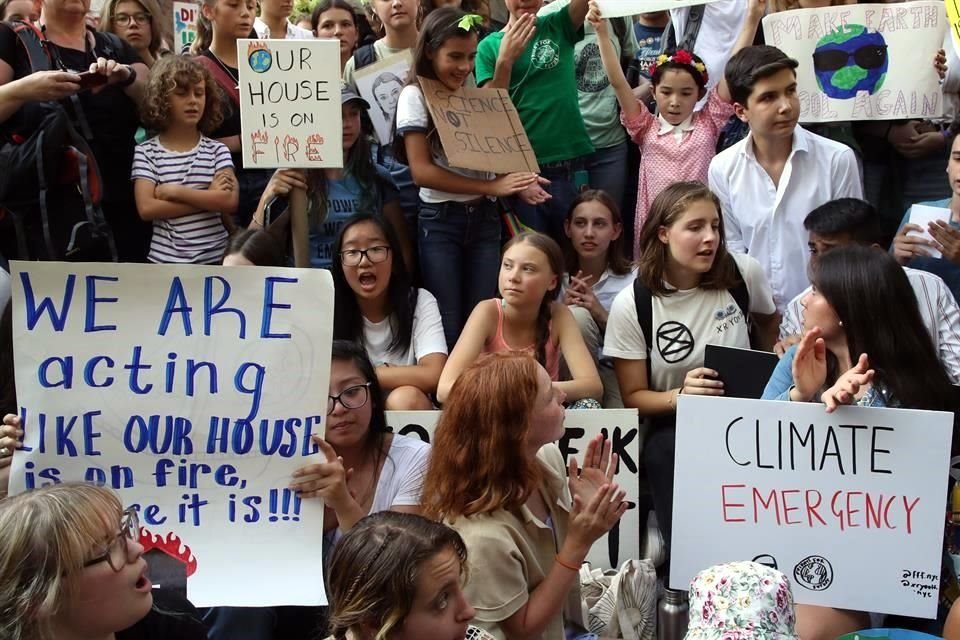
[
  {"xmin": 99, "ymin": 0, "xmax": 169, "ymax": 69},
  {"xmin": 330, "ymin": 213, "xmax": 447, "ymax": 410},
  {"xmin": 0, "ymin": 483, "xmax": 207, "ymax": 640}
]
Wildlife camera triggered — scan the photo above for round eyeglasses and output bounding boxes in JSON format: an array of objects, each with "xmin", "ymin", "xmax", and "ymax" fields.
[
  {"xmin": 328, "ymin": 382, "xmax": 372, "ymax": 413},
  {"xmin": 114, "ymin": 11, "xmax": 151, "ymax": 25},
  {"xmin": 83, "ymin": 506, "xmax": 139, "ymax": 572}
]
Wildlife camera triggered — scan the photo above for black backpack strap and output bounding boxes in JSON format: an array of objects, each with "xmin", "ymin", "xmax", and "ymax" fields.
[
  {"xmin": 633, "ymin": 278, "xmax": 654, "ymax": 381},
  {"xmin": 727, "ymin": 254, "xmax": 750, "ymax": 321},
  {"xmin": 10, "ymin": 21, "xmax": 52, "ymax": 73},
  {"xmin": 678, "ymin": 4, "xmax": 705, "ymax": 52},
  {"xmin": 353, "ymin": 43, "xmax": 377, "ymax": 71}
]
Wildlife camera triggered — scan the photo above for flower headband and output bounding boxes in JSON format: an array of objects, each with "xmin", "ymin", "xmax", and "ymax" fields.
[
  {"xmin": 457, "ymin": 14, "xmax": 483, "ymax": 31},
  {"xmin": 649, "ymin": 49, "xmax": 708, "ymax": 84}
]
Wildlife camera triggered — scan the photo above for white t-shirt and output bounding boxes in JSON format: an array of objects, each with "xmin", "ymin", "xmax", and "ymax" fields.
[
  {"xmin": 373, "ymin": 433, "xmax": 431, "ymax": 511},
  {"xmin": 395, "ymin": 84, "xmax": 494, "ymax": 204},
  {"xmin": 253, "ymin": 17, "xmax": 314, "ymax": 39},
  {"xmin": 329, "ymin": 434, "xmax": 431, "ymax": 545},
  {"xmin": 364, "ymin": 288, "xmax": 448, "ymax": 366},
  {"xmin": 603, "ymin": 253, "xmax": 776, "ymax": 391},
  {"xmin": 561, "ymin": 266, "xmax": 638, "ymax": 312}
]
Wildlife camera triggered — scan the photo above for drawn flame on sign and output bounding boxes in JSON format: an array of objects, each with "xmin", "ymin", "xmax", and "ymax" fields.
[
  {"xmin": 247, "ymin": 41, "xmax": 270, "ymax": 58},
  {"xmin": 139, "ymin": 529, "xmax": 199, "ymax": 577}
]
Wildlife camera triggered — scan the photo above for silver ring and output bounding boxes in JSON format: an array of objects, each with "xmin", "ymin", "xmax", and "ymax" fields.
[{"xmin": 0, "ymin": 447, "xmax": 10, "ymax": 457}]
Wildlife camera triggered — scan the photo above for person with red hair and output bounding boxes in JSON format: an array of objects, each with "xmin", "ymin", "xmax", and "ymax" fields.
[{"xmin": 421, "ymin": 352, "xmax": 627, "ymax": 640}]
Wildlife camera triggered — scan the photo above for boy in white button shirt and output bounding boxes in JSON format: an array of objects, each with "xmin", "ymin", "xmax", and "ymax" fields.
[
  {"xmin": 708, "ymin": 45, "xmax": 862, "ymax": 311},
  {"xmin": 777, "ymin": 198, "xmax": 960, "ymax": 383}
]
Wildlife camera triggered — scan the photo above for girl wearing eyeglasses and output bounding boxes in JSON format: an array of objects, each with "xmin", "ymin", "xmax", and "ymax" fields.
[
  {"xmin": 331, "ymin": 213, "xmax": 447, "ymax": 410},
  {"xmin": 290, "ymin": 340, "xmax": 430, "ymax": 537},
  {"xmin": 0, "ymin": 483, "xmax": 207, "ymax": 640},
  {"xmin": 99, "ymin": 0, "xmax": 168, "ymax": 69}
]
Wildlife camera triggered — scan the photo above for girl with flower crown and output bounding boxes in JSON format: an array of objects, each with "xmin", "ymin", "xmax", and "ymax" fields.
[{"xmin": 588, "ymin": 0, "xmax": 765, "ymax": 255}]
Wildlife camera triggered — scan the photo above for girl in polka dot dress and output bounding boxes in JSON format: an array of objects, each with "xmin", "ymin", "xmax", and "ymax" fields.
[{"xmin": 588, "ymin": 0, "xmax": 765, "ymax": 256}]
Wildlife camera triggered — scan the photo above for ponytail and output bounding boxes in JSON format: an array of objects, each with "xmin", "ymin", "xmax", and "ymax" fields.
[
  {"xmin": 191, "ymin": 11, "xmax": 212, "ymax": 55},
  {"xmin": 533, "ymin": 299, "xmax": 551, "ymax": 368}
]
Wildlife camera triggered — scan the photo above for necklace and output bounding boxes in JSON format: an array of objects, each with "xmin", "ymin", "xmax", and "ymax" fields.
[{"xmin": 208, "ymin": 48, "xmax": 239, "ymax": 90}]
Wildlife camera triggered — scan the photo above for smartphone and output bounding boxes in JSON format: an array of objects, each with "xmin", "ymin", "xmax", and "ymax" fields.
[{"xmin": 77, "ymin": 71, "xmax": 108, "ymax": 91}]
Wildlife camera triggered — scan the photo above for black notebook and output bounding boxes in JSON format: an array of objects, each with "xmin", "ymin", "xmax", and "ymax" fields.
[{"xmin": 703, "ymin": 344, "xmax": 779, "ymax": 400}]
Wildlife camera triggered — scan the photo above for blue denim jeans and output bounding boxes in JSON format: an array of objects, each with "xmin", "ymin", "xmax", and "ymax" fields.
[
  {"xmin": 419, "ymin": 198, "xmax": 501, "ymax": 348},
  {"xmin": 583, "ymin": 141, "xmax": 628, "ymax": 216},
  {"xmin": 509, "ymin": 158, "xmax": 586, "ymax": 247}
]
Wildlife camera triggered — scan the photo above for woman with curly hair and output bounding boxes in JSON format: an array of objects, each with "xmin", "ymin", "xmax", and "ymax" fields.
[{"xmin": 132, "ymin": 55, "xmax": 239, "ymax": 264}]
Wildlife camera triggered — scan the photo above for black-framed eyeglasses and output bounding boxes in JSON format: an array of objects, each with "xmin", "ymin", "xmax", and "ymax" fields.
[
  {"xmin": 812, "ymin": 45, "xmax": 887, "ymax": 72},
  {"xmin": 83, "ymin": 507, "xmax": 139, "ymax": 572},
  {"xmin": 113, "ymin": 11, "xmax": 151, "ymax": 25},
  {"xmin": 339, "ymin": 245, "xmax": 390, "ymax": 267},
  {"xmin": 328, "ymin": 382, "xmax": 372, "ymax": 413}
]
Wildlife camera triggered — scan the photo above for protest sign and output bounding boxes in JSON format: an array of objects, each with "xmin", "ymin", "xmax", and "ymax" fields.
[
  {"xmin": 9, "ymin": 261, "xmax": 333, "ymax": 608},
  {"xmin": 762, "ymin": 2, "xmax": 947, "ymax": 122},
  {"xmin": 173, "ymin": 1, "xmax": 199, "ymax": 52},
  {"xmin": 594, "ymin": 0, "xmax": 717, "ymax": 20},
  {"xmin": 386, "ymin": 409, "xmax": 641, "ymax": 571},
  {"xmin": 948, "ymin": 0, "xmax": 960, "ymax": 52},
  {"xmin": 671, "ymin": 396, "xmax": 952, "ymax": 618},
  {"xmin": 355, "ymin": 51, "xmax": 413, "ymax": 146},
  {"xmin": 418, "ymin": 77, "xmax": 539, "ymax": 174},
  {"xmin": 238, "ymin": 38, "xmax": 342, "ymax": 168},
  {"xmin": 907, "ymin": 203, "xmax": 950, "ymax": 259}
]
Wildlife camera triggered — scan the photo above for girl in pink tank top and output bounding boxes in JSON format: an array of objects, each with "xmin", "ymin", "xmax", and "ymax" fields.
[{"xmin": 437, "ymin": 232, "xmax": 602, "ymax": 405}]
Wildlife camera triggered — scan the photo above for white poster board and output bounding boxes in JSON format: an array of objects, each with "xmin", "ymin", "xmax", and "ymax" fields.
[
  {"xmin": 671, "ymin": 396, "xmax": 953, "ymax": 618},
  {"xmin": 173, "ymin": 1, "xmax": 199, "ymax": 53},
  {"xmin": 386, "ymin": 409, "xmax": 642, "ymax": 571},
  {"xmin": 908, "ymin": 203, "xmax": 950, "ymax": 259},
  {"xmin": 8, "ymin": 262, "xmax": 333, "ymax": 608},
  {"xmin": 238, "ymin": 39, "xmax": 343, "ymax": 168},
  {"xmin": 355, "ymin": 51, "xmax": 413, "ymax": 146},
  {"xmin": 595, "ymin": 0, "xmax": 718, "ymax": 20},
  {"xmin": 762, "ymin": 2, "xmax": 947, "ymax": 122}
]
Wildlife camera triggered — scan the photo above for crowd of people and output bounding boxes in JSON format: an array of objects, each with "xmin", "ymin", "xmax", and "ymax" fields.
[{"xmin": 2, "ymin": 0, "xmax": 960, "ymax": 638}]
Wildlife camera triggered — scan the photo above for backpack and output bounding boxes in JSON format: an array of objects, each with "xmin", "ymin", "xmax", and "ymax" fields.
[
  {"xmin": 659, "ymin": 3, "xmax": 705, "ymax": 55},
  {"xmin": 0, "ymin": 22, "xmax": 118, "ymax": 261},
  {"xmin": 632, "ymin": 254, "xmax": 750, "ymax": 381}
]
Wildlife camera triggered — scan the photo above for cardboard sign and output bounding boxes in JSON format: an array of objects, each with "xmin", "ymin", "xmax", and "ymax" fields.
[
  {"xmin": 386, "ymin": 409, "xmax": 641, "ymax": 571},
  {"xmin": 762, "ymin": 2, "xmax": 947, "ymax": 122},
  {"xmin": 8, "ymin": 262, "xmax": 333, "ymax": 608},
  {"xmin": 671, "ymin": 396, "xmax": 952, "ymax": 618},
  {"xmin": 595, "ymin": 0, "xmax": 718, "ymax": 20},
  {"xmin": 238, "ymin": 39, "xmax": 343, "ymax": 168},
  {"xmin": 418, "ymin": 77, "xmax": 540, "ymax": 174},
  {"xmin": 355, "ymin": 51, "xmax": 413, "ymax": 146},
  {"xmin": 173, "ymin": 1, "xmax": 199, "ymax": 52}
]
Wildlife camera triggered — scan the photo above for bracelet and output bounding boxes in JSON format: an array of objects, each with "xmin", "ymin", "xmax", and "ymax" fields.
[
  {"xmin": 119, "ymin": 65, "xmax": 137, "ymax": 88},
  {"xmin": 668, "ymin": 387, "xmax": 680, "ymax": 410},
  {"xmin": 555, "ymin": 555, "xmax": 581, "ymax": 572}
]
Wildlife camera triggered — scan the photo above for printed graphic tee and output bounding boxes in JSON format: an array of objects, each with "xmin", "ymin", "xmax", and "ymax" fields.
[
  {"xmin": 603, "ymin": 252, "xmax": 776, "ymax": 392},
  {"xmin": 475, "ymin": 6, "xmax": 594, "ymax": 164},
  {"xmin": 309, "ymin": 174, "xmax": 362, "ymax": 270}
]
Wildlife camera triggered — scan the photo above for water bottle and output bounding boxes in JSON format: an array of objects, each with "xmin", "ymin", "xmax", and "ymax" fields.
[{"xmin": 658, "ymin": 588, "xmax": 689, "ymax": 640}]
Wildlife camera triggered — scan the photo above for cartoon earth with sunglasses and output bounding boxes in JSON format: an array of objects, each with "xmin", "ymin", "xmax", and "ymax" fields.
[{"xmin": 812, "ymin": 25, "xmax": 888, "ymax": 100}]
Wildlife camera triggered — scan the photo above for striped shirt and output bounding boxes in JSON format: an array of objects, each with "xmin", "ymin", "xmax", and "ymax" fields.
[
  {"xmin": 132, "ymin": 136, "xmax": 234, "ymax": 264},
  {"xmin": 780, "ymin": 266, "xmax": 960, "ymax": 383}
]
